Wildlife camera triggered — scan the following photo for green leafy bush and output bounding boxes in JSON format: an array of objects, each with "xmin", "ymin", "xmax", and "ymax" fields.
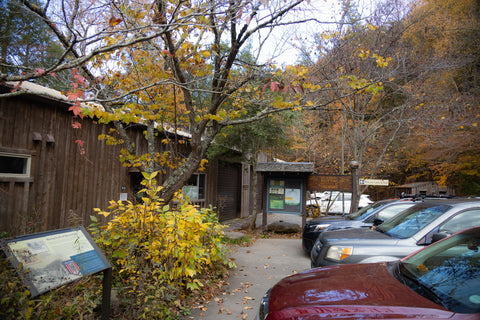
[{"xmin": 89, "ymin": 171, "xmax": 233, "ymax": 318}]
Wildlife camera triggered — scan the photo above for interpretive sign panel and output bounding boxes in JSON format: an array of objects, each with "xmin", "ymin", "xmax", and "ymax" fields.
[{"xmin": 2, "ymin": 226, "xmax": 111, "ymax": 297}]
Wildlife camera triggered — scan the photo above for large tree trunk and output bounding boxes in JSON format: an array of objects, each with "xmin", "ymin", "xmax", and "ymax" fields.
[
  {"xmin": 159, "ymin": 151, "xmax": 203, "ymax": 204},
  {"xmin": 159, "ymin": 126, "xmax": 218, "ymax": 204}
]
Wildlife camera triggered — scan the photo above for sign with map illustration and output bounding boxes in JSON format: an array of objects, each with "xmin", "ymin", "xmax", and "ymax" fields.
[{"xmin": 2, "ymin": 226, "xmax": 110, "ymax": 297}]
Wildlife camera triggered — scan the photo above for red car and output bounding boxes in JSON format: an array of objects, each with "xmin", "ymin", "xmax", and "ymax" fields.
[{"xmin": 258, "ymin": 227, "xmax": 480, "ymax": 320}]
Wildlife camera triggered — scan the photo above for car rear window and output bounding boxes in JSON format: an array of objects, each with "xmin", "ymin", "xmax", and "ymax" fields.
[
  {"xmin": 377, "ymin": 204, "xmax": 452, "ymax": 239},
  {"xmin": 349, "ymin": 201, "xmax": 387, "ymax": 220},
  {"xmin": 364, "ymin": 203, "xmax": 415, "ymax": 223}
]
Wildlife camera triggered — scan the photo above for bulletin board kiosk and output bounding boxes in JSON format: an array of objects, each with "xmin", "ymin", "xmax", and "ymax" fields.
[{"xmin": 256, "ymin": 162, "xmax": 314, "ymax": 228}]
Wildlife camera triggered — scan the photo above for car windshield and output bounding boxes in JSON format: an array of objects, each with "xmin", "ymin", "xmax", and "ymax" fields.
[
  {"xmin": 394, "ymin": 229, "xmax": 480, "ymax": 313},
  {"xmin": 376, "ymin": 204, "xmax": 451, "ymax": 239},
  {"xmin": 349, "ymin": 201, "xmax": 386, "ymax": 220}
]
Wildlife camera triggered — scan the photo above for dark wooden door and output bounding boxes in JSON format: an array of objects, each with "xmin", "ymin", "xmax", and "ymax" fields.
[{"xmin": 216, "ymin": 162, "xmax": 241, "ymax": 221}]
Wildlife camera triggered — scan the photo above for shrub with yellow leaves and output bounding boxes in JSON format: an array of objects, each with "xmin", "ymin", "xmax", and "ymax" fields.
[{"xmin": 89, "ymin": 171, "xmax": 232, "ymax": 319}]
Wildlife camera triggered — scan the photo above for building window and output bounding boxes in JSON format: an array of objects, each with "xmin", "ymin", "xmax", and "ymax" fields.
[
  {"xmin": 184, "ymin": 174, "xmax": 205, "ymax": 200},
  {"xmin": 0, "ymin": 152, "xmax": 31, "ymax": 178}
]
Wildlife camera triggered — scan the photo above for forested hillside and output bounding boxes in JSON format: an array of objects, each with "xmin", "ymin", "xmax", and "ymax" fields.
[
  {"xmin": 279, "ymin": 0, "xmax": 480, "ymax": 195},
  {"xmin": 1, "ymin": 0, "xmax": 479, "ymax": 195}
]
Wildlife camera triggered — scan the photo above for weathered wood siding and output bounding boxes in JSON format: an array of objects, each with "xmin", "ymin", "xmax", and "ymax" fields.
[
  {"xmin": 0, "ymin": 92, "xmax": 135, "ymax": 236},
  {"xmin": 0, "ymin": 84, "xmax": 254, "ymax": 235}
]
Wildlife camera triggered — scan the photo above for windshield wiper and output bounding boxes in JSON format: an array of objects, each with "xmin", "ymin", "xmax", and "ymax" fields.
[
  {"xmin": 397, "ymin": 264, "xmax": 447, "ymax": 308},
  {"xmin": 374, "ymin": 227, "xmax": 392, "ymax": 236}
]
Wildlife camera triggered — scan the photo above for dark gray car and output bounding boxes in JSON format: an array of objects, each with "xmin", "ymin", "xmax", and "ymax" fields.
[
  {"xmin": 310, "ymin": 199, "xmax": 480, "ymax": 268},
  {"xmin": 302, "ymin": 199, "xmax": 417, "ymax": 253}
]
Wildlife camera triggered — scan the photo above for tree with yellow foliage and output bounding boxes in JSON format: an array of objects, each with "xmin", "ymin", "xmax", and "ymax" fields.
[
  {"xmin": 397, "ymin": 0, "xmax": 480, "ymax": 194},
  {"xmin": 1, "ymin": 0, "xmax": 334, "ymax": 204},
  {"xmin": 291, "ymin": 0, "xmax": 416, "ymax": 208}
]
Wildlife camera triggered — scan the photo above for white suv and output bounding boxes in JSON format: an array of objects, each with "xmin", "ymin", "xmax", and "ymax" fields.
[{"xmin": 306, "ymin": 191, "xmax": 373, "ymax": 215}]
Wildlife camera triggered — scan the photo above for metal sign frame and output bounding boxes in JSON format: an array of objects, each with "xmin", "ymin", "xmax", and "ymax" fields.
[{"xmin": 2, "ymin": 226, "xmax": 112, "ymax": 319}]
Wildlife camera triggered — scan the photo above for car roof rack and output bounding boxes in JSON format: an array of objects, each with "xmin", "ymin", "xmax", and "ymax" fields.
[{"xmin": 399, "ymin": 194, "xmax": 456, "ymax": 200}]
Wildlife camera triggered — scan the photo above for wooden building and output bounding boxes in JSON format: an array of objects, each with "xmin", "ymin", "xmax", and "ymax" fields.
[
  {"xmin": 394, "ymin": 181, "xmax": 455, "ymax": 198},
  {"xmin": 0, "ymin": 82, "xmax": 252, "ymax": 236}
]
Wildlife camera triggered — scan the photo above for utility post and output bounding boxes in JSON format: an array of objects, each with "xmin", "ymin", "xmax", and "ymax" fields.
[{"xmin": 349, "ymin": 161, "xmax": 360, "ymax": 214}]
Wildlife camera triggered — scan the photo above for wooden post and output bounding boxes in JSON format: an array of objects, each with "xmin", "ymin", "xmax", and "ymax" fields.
[
  {"xmin": 302, "ymin": 180, "xmax": 307, "ymax": 228},
  {"xmin": 349, "ymin": 161, "xmax": 360, "ymax": 214},
  {"xmin": 101, "ymin": 267, "xmax": 112, "ymax": 320},
  {"xmin": 262, "ymin": 174, "xmax": 267, "ymax": 229}
]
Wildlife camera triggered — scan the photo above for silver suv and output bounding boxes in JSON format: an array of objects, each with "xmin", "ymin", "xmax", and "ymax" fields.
[{"xmin": 310, "ymin": 199, "xmax": 480, "ymax": 268}]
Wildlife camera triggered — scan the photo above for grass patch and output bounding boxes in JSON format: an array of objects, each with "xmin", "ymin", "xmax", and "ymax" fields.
[{"xmin": 223, "ymin": 235, "xmax": 253, "ymax": 246}]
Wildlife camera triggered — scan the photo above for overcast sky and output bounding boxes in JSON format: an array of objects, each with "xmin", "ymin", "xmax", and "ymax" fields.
[{"xmin": 253, "ymin": 0, "xmax": 377, "ymax": 65}]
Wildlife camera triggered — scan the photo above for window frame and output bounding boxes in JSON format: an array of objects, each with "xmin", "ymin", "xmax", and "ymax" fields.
[
  {"xmin": 0, "ymin": 152, "xmax": 32, "ymax": 178},
  {"xmin": 183, "ymin": 173, "xmax": 206, "ymax": 201},
  {"xmin": 438, "ymin": 209, "xmax": 480, "ymax": 235}
]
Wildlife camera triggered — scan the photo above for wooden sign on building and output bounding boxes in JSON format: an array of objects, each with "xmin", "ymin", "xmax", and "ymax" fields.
[{"xmin": 307, "ymin": 174, "xmax": 352, "ymax": 192}]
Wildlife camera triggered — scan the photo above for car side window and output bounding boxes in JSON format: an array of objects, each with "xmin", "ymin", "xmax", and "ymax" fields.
[
  {"xmin": 377, "ymin": 204, "xmax": 414, "ymax": 221},
  {"xmin": 438, "ymin": 209, "xmax": 480, "ymax": 235}
]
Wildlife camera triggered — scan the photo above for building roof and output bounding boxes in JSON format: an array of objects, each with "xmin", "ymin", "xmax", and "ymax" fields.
[
  {"xmin": 1, "ymin": 81, "xmax": 192, "ymax": 138},
  {"xmin": 5, "ymin": 81, "xmax": 70, "ymax": 102},
  {"xmin": 256, "ymin": 162, "xmax": 315, "ymax": 173},
  {"xmin": 3, "ymin": 81, "xmax": 102, "ymax": 109},
  {"xmin": 396, "ymin": 181, "xmax": 437, "ymax": 188}
]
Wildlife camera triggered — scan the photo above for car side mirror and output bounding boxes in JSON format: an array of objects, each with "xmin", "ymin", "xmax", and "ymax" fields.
[
  {"xmin": 373, "ymin": 218, "xmax": 384, "ymax": 226},
  {"xmin": 432, "ymin": 232, "xmax": 449, "ymax": 243}
]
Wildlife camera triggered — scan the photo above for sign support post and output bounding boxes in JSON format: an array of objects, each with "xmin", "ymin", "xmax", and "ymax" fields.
[{"xmin": 101, "ymin": 267, "xmax": 112, "ymax": 320}]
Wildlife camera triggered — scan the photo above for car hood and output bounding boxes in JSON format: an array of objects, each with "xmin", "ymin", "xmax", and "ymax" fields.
[
  {"xmin": 307, "ymin": 216, "xmax": 346, "ymax": 225},
  {"xmin": 326, "ymin": 220, "xmax": 369, "ymax": 231},
  {"xmin": 266, "ymin": 263, "xmax": 450, "ymax": 319},
  {"xmin": 265, "ymin": 305, "xmax": 457, "ymax": 319},
  {"xmin": 321, "ymin": 227, "xmax": 395, "ymax": 244}
]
